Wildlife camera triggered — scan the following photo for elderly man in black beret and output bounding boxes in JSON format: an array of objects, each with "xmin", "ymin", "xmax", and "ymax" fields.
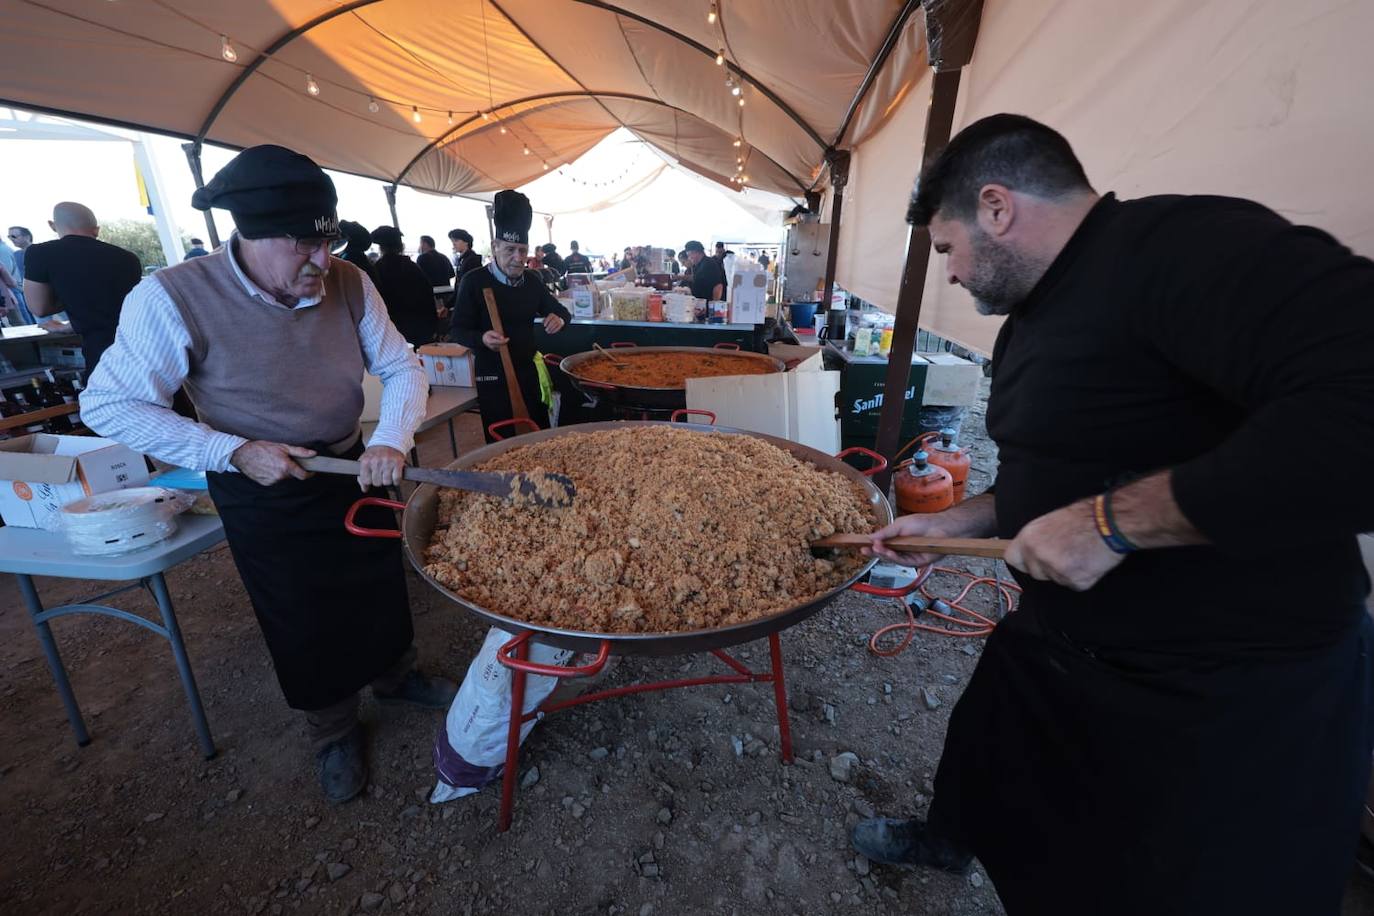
[{"xmin": 80, "ymin": 145, "xmax": 456, "ymax": 803}]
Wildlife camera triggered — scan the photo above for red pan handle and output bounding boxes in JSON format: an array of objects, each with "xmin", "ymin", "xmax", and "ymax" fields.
[
  {"xmin": 610, "ymin": 341, "xmax": 638, "ymax": 349},
  {"xmin": 344, "ymin": 497, "xmax": 405, "ymax": 539},
  {"xmin": 712, "ymin": 341, "xmax": 741, "ymax": 350},
  {"xmin": 488, "ymin": 417, "xmax": 542, "ymax": 441},
  {"xmin": 835, "ymin": 446, "xmax": 888, "ymax": 477},
  {"xmin": 496, "ymin": 631, "xmax": 611, "ymax": 678},
  {"xmin": 542, "ymin": 352, "xmax": 563, "ymax": 367},
  {"xmin": 670, "ymin": 409, "xmax": 716, "ymax": 425}
]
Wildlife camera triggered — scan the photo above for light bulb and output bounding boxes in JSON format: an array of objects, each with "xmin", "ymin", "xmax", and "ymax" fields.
[
  {"xmin": 733, "ymin": 137, "xmax": 741, "ymax": 147},
  {"xmin": 447, "ymin": 111, "xmax": 454, "ymax": 126},
  {"xmin": 523, "ymin": 145, "xmax": 530, "ymax": 156},
  {"xmin": 220, "ymin": 35, "xmax": 238, "ymax": 63},
  {"xmin": 708, "ymin": 3, "xmax": 717, "ymax": 25},
  {"xmin": 715, "ymin": 49, "xmax": 725, "ymax": 66},
  {"xmin": 542, "ymin": 162, "xmax": 549, "ymax": 171},
  {"xmin": 412, "ymin": 106, "xmax": 422, "ymax": 123},
  {"xmin": 481, "ymin": 111, "xmax": 491, "ymax": 122},
  {"xmin": 306, "ymin": 74, "xmax": 320, "ymax": 96},
  {"xmin": 738, "ymin": 97, "xmax": 745, "ymax": 107},
  {"xmin": 500, "ymin": 124, "xmax": 507, "ymax": 134},
  {"xmin": 731, "ymin": 84, "xmax": 741, "ymax": 97},
  {"xmin": 741, "ymin": 174, "xmax": 749, "ymax": 183}
]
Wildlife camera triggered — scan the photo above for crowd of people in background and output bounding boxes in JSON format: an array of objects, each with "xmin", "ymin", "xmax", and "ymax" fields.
[{"xmin": 1, "ymin": 207, "xmax": 778, "ymax": 357}]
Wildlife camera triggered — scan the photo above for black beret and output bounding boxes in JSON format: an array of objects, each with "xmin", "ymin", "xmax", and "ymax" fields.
[
  {"xmin": 193, "ymin": 145, "xmax": 339, "ymax": 240},
  {"xmin": 370, "ymin": 225, "xmax": 404, "ymax": 248},
  {"xmin": 492, "ymin": 189, "xmax": 532, "ymax": 246}
]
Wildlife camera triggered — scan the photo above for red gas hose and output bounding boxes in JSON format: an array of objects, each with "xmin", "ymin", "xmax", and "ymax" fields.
[{"xmin": 865, "ymin": 565, "xmax": 1021, "ymax": 656}]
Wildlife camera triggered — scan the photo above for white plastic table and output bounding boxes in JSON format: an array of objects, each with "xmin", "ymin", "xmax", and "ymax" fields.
[{"xmin": 0, "ymin": 514, "xmax": 225, "ymax": 758}]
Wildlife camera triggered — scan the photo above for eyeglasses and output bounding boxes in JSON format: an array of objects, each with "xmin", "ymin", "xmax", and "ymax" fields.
[{"xmin": 284, "ymin": 235, "xmax": 333, "ymax": 255}]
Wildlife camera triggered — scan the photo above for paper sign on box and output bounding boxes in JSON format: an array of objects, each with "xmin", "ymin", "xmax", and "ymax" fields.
[
  {"xmin": 0, "ymin": 433, "xmax": 150, "ymax": 529},
  {"xmin": 418, "ymin": 343, "xmax": 475, "ymax": 387}
]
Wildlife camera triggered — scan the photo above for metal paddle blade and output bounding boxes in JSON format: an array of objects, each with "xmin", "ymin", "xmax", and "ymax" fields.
[
  {"xmin": 507, "ymin": 471, "xmax": 577, "ymax": 508},
  {"xmin": 402, "ymin": 466, "xmax": 575, "ymax": 508}
]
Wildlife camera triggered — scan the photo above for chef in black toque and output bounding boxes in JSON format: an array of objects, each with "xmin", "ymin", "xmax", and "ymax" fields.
[{"xmin": 449, "ymin": 190, "xmax": 571, "ymax": 440}]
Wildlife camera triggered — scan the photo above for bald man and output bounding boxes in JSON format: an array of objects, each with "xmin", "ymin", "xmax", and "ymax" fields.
[{"xmin": 25, "ymin": 202, "xmax": 142, "ymax": 376}]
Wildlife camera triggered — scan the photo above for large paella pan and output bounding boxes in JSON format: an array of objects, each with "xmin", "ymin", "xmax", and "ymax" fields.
[
  {"xmin": 348, "ymin": 421, "xmax": 890, "ymax": 656},
  {"xmin": 558, "ymin": 346, "xmax": 787, "ymax": 411}
]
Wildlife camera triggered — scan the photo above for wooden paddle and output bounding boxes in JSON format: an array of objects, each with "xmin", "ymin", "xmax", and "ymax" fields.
[
  {"xmin": 811, "ymin": 533, "xmax": 1008, "ymax": 559},
  {"xmin": 593, "ymin": 341, "xmax": 626, "ymax": 366},
  {"xmin": 482, "ymin": 286, "xmax": 530, "ymax": 421}
]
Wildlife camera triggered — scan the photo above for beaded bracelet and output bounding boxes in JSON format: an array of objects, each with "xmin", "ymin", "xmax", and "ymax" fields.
[{"xmin": 1092, "ymin": 491, "xmax": 1138, "ymax": 554}]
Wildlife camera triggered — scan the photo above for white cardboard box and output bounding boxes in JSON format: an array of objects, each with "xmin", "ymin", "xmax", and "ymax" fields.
[
  {"xmin": 919, "ymin": 351, "xmax": 982, "ymax": 406},
  {"xmin": 418, "ymin": 343, "xmax": 475, "ymax": 387},
  {"xmin": 686, "ymin": 362, "xmax": 841, "ymax": 454},
  {"xmin": 729, "ymin": 271, "xmax": 768, "ymax": 324},
  {"xmin": 0, "ymin": 434, "xmax": 150, "ymax": 529}
]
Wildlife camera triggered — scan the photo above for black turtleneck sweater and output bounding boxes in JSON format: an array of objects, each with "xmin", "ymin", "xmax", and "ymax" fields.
[{"xmin": 987, "ymin": 193, "xmax": 1374, "ymax": 656}]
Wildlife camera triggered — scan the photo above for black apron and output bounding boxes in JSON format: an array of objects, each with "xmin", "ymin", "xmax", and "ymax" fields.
[
  {"xmin": 927, "ymin": 606, "xmax": 1374, "ymax": 915},
  {"xmin": 206, "ymin": 438, "xmax": 414, "ymax": 710},
  {"xmin": 475, "ymin": 363, "xmax": 549, "ymax": 443}
]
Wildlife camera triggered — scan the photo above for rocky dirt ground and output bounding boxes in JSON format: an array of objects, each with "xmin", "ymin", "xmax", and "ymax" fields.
[{"xmin": 1, "ymin": 382, "xmax": 1371, "ymax": 915}]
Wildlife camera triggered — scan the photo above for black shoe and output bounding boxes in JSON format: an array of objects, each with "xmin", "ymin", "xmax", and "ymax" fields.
[
  {"xmin": 851, "ymin": 817, "xmax": 974, "ymax": 873},
  {"xmin": 374, "ymin": 670, "xmax": 458, "ymax": 709},
  {"xmin": 316, "ymin": 726, "xmax": 367, "ymax": 804}
]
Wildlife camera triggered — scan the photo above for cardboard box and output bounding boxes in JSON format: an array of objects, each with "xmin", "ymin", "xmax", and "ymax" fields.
[
  {"xmin": 0, "ymin": 434, "xmax": 150, "ymax": 529},
  {"xmin": 417, "ymin": 343, "xmax": 475, "ymax": 388},
  {"xmin": 686, "ymin": 359, "xmax": 842, "ymax": 454},
  {"xmin": 570, "ymin": 287, "xmax": 597, "ymax": 319},
  {"xmin": 919, "ymin": 351, "xmax": 982, "ymax": 406},
  {"xmin": 729, "ymin": 270, "xmax": 768, "ymax": 324}
]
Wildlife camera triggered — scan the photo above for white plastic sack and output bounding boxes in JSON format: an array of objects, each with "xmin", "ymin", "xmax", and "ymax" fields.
[{"xmin": 430, "ymin": 627, "xmax": 573, "ymax": 803}]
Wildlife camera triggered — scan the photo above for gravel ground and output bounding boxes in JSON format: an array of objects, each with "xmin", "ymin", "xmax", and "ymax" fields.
[{"xmin": 1, "ymin": 384, "xmax": 1371, "ymax": 915}]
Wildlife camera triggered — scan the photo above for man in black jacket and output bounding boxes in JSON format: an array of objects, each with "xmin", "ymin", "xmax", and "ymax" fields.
[
  {"xmin": 416, "ymin": 235, "xmax": 455, "ymax": 288},
  {"xmin": 448, "ymin": 228, "xmax": 482, "ymax": 284},
  {"xmin": 563, "ymin": 240, "xmax": 592, "ymax": 274},
  {"xmin": 857, "ymin": 114, "xmax": 1374, "ymax": 916},
  {"xmin": 370, "ymin": 226, "xmax": 437, "ymax": 347}
]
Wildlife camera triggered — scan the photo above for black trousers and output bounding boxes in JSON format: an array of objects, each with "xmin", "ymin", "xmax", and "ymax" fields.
[
  {"xmin": 927, "ymin": 606, "xmax": 1374, "ymax": 916},
  {"xmin": 475, "ymin": 363, "xmax": 549, "ymax": 443},
  {"xmin": 207, "ymin": 440, "xmax": 414, "ymax": 711}
]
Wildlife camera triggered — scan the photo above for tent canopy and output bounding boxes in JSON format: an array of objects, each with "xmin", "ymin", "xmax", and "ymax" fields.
[{"xmin": 1, "ymin": 0, "xmax": 929, "ymax": 202}]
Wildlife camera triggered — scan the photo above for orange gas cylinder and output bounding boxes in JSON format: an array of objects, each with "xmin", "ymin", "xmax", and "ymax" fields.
[
  {"xmin": 893, "ymin": 451, "xmax": 954, "ymax": 514},
  {"xmin": 924, "ymin": 428, "xmax": 971, "ymax": 503}
]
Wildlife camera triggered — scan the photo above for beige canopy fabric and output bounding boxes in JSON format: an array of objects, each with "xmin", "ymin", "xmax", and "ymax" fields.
[
  {"xmin": 0, "ymin": 0, "xmax": 928, "ymax": 202},
  {"xmin": 837, "ymin": 0, "xmax": 1374, "ymax": 355}
]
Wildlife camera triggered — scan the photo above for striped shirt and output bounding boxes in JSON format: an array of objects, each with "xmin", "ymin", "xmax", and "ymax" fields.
[{"xmin": 80, "ymin": 236, "xmax": 428, "ymax": 473}]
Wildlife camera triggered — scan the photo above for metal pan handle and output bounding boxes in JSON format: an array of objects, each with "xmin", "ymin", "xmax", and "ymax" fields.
[
  {"xmin": 488, "ymin": 418, "xmax": 542, "ymax": 441},
  {"xmin": 670, "ymin": 409, "xmax": 716, "ymax": 425},
  {"xmin": 496, "ymin": 631, "xmax": 611, "ymax": 678},
  {"xmin": 344, "ymin": 497, "xmax": 405, "ymax": 539},
  {"xmin": 835, "ymin": 446, "xmax": 888, "ymax": 477}
]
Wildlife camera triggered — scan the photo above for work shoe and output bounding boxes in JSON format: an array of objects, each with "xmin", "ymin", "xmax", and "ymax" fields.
[
  {"xmin": 316, "ymin": 725, "xmax": 367, "ymax": 804},
  {"xmin": 374, "ymin": 670, "xmax": 458, "ymax": 709},
  {"xmin": 850, "ymin": 817, "xmax": 974, "ymax": 873}
]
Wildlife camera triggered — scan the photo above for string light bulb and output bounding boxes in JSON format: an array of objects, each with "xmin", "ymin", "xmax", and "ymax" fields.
[
  {"xmin": 411, "ymin": 106, "xmax": 422, "ymax": 123},
  {"xmin": 731, "ymin": 84, "xmax": 741, "ymax": 97},
  {"xmin": 305, "ymin": 74, "xmax": 320, "ymax": 96},
  {"xmin": 738, "ymin": 96, "xmax": 745, "ymax": 107},
  {"xmin": 523, "ymin": 145, "xmax": 530, "ymax": 156},
  {"xmin": 715, "ymin": 49, "xmax": 725, "ymax": 66},
  {"xmin": 368, "ymin": 97, "xmax": 380, "ymax": 113},
  {"xmin": 447, "ymin": 111, "xmax": 454, "ymax": 126},
  {"xmin": 499, "ymin": 123, "xmax": 507, "ymax": 134},
  {"xmin": 542, "ymin": 162, "xmax": 549, "ymax": 171},
  {"xmin": 220, "ymin": 35, "xmax": 238, "ymax": 63},
  {"xmin": 733, "ymin": 137, "xmax": 742, "ymax": 147},
  {"xmin": 708, "ymin": 2, "xmax": 717, "ymax": 24},
  {"xmin": 481, "ymin": 111, "xmax": 491, "ymax": 122}
]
